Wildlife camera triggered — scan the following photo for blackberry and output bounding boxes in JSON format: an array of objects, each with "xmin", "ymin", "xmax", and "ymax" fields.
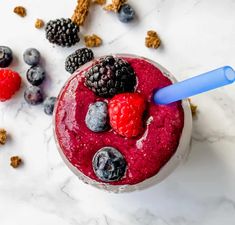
[
  {"xmin": 92, "ymin": 147, "xmax": 127, "ymax": 182},
  {"xmin": 0, "ymin": 46, "xmax": 13, "ymax": 68},
  {"xmin": 65, "ymin": 48, "xmax": 94, "ymax": 74},
  {"xmin": 85, "ymin": 56, "xmax": 136, "ymax": 98},
  {"xmin": 45, "ymin": 18, "xmax": 80, "ymax": 47}
]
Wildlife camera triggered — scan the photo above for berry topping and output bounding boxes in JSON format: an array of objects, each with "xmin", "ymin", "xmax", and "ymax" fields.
[
  {"xmin": 23, "ymin": 48, "xmax": 41, "ymax": 66},
  {"xmin": 26, "ymin": 65, "xmax": 45, "ymax": 86},
  {"xmin": 65, "ymin": 48, "xmax": 94, "ymax": 74},
  {"xmin": 0, "ymin": 46, "xmax": 13, "ymax": 68},
  {"xmin": 85, "ymin": 101, "xmax": 109, "ymax": 132},
  {"xmin": 43, "ymin": 97, "xmax": 57, "ymax": 115},
  {"xmin": 118, "ymin": 4, "xmax": 135, "ymax": 23},
  {"xmin": 85, "ymin": 56, "xmax": 136, "ymax": 98},
  {"xmin": 24, "ymin": 86, "xmax": 43, "ymax": 105},
  {"xmin": 0, "ymin": 69, "xmax": 21, "ymax": 102},
  {"xmin": 45, "ymin": 18, "xmax": 80, "ymax": 47},
  {"xmin": 92, "ymin": 147, "xmax": 127, "ymax": 182},
  {"xmin": 108, "ymin": 93, "xmax": 146, "ymax": 138}
]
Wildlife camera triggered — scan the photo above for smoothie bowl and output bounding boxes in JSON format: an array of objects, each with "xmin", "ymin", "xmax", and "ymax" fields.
[{"xmin": 53, "ymin": 54, "xmax": 192, "ymax": 193}]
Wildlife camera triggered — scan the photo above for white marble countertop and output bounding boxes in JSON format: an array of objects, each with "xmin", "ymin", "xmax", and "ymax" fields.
[{"xmin": 1, "ymin": 0, "xmax": 235, "ymax": 224}]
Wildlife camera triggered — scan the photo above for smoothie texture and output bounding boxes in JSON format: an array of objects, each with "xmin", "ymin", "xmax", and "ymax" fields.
[{"xmin": 55, "ymin": 56, "xmax": 184, "ymax": 185}]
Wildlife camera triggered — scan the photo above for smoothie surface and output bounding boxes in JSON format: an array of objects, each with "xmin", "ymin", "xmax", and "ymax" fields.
[{"xmin": 55, "ymin": 57, "xmax": 184, "ymax": 185}]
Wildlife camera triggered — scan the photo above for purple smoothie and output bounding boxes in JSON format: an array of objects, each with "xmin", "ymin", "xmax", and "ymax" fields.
[{"xmin": 55, "ymin": 57, "xmax": 184, "ymax": 185}]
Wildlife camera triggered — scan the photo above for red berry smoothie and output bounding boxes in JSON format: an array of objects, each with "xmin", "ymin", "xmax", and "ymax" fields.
[{"xmin": 55, "ymin": 56, "xmax": 184, "ymax": 186}]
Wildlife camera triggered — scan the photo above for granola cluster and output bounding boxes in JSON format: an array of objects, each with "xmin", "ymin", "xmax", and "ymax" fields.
[
  {"xmin": 13, "ymin": 6, "xmax": 27, "ymax": 17},
  {"xmin": 84, "ymin": 34, "xmax": 102, "ymax": 47},
  {"xmin": 104, "ymin": 0, "xmax": 127, "ymax": 12},
  {"xmin": 35, "ymin": 19, "xmax": 44, "ymax": 29},
  {"xmin": 72, "ymin": 0, "xmax": 91, "ymax": 26},
  {"xmin": 10, "ymin": 156, "xmax": 22, "ymax": 168},
  {"xmin": 145, "ymin": 30, "xmax": 161, "ymax": 49},
  {"xmin": 0, "ymin": 129, "xmax": 7, "ymax": 145}
]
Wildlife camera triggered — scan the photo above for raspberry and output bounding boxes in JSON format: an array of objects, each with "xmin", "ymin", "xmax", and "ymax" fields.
[
  {"xmin": 108, "ymin": 93, "xmax": 146, "ymax": 138},
  {"xmin": 0, "ymin": 69, "xmax": 21, "ymax": 102}
]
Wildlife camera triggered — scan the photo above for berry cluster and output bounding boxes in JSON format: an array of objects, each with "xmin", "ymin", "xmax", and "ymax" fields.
[
  {"xmin": 83, "ymin": 56, "xmax": 147, "ymax": 182},
  {"xmin": 23, "ymin": 48, "xmax": 56, "ymax": 115}
]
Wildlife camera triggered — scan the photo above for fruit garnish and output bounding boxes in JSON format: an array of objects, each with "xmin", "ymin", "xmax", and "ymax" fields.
[
  {"xmin": 85, "ymin": 56, "xmax": 136, "ymax": 98},
  {"xmin": 85, "ymin": 101, "xmax": 109, "ymax": 132},
  {"xmin": 108, "ymin": 93, "xmax": 146, "ymax": 138},
  {"xmin": 92, "ymin": 146, "xmax": 126, "ymax": 182}
]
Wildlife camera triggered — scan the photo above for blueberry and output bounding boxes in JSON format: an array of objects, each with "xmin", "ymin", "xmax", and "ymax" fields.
[
  {"xmin": 0, "ymin": 46, "xmax": 13, "ymax": 68},
  {"xmin": 43, "ymin": 97, "xmax": 57, "ymax": 115},
  {"xmin": 92, "ymin": 147, "xmax": 127, "ymax": 182},
  {"xmin": 23, "ymin": 48, "xmax": 41, "ymax": 66},
  {"xmin": 26, "ymin": 65, "xmax": 45, "ymax": 86},
  {"xmin": 118, "ymin": 4, "xmax": 135, "ymax": 23},
  {"xmin": 24, "ymin": 86, "xmax": 43, "ymax": 105},
  {"xmin": 85, "ymin": 101, "xmax": 108, "ymax": 132}
]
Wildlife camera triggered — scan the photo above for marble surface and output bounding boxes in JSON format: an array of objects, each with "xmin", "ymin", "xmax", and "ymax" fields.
[{"xmin": 0, "ymin": 0, "xmax": 235, "ymax": 224}]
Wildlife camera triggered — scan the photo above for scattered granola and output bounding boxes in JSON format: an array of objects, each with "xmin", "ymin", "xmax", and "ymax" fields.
[
  {"xmin": 84, "ymin": 34, "xmax": 102, "ymax": 47},
  {"xmin": 189, "ymin": 99, "xmax": 198, "ymax": 117},
  {"xmin": 72, "ymin": 0, "xmax": 90, "ymax": 26},
  {"xmin": 10, "ymin": 156, "xmax": 22, "ymax": 168},
  {"xmin": 145, "ymin": 30, "xmax": 161, "ymax": 49},
  {"xmin": 35, "ymin": 19, "xmax": 44, "ymax": 29},
  {"xmin": 0, "ymin": 129, "xmax": 7, "ymax": 145},
  {"xmin": 92, "ymin": 0, "xmax": 106, "ymax": 5},
  {"xmin": 104, "ymin": 0, "xmax": 127, "ymax": 12},
  {"xmin": 13, "ymin": 6, "xmax": 27, "ymax": 17}
]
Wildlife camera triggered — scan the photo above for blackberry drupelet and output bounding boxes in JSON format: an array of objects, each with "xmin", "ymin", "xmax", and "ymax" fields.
[
  {"xmin": 85, "ymin": 56, "xmax": 136, "ymax": 98},
  {"xmin": 65, "ymin": 48, "xmax": 94, "ymax": 74},
  {"xmin": 45, "ymin": 18, "xmax": 80, "ymax": 47}
]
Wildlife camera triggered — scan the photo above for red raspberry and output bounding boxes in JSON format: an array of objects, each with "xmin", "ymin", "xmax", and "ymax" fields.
[
  {"xmin": 0, "ymin": 69, "xmax": 21, "ymax": 101},
  {"xmin": 108, "ymin": 93, "xmax": 146, "ymax": 138}
]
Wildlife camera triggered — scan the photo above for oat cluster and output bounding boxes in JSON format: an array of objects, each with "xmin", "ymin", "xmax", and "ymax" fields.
[
  {"xmin": 145, "ymin": 30, "xmax": 161, "ymax": 49},
  {"xmin": 84, "ymin": 34, "xmax": 102, "ymax": 47},
  {"xmin": 13, "ymin": 6, "xmax": 26, "ymax": 17},
  {"xmin": 72, "ymin": 0, "xmax": 91, "ymax": 26},
  {"xmin": 104, "ymin": 0, "xmax": 127, "ymax": 12}
]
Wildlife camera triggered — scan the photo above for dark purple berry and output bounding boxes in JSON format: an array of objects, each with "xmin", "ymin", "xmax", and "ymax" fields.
[
  {"xmin": 65, "ymin": 48, "xmax": 94, "ymax": 74},
  {"xmin": 24, "ymin": 86, "xmax": 43, "ymax": 105},
  {"xmin": 26, "ymin": 65, "xmax": 45, "ymax": 86},
  {"xmin": 0, "ymin": 46, "xmax": 13, "ymax": 68},
  {"xmin": 85, "ymin": 101, "xmax": 108, "ymax": 132},
  {"xmin": 92, "ymin": 147, "xmax": 127, "ymax": 182},
  {"xmin": 118, "ymin": 4, "xmax": 135, "ymax": 23},
  {"xmin": 23, "ymin": 48, "xmax": 41, "ymax": 66},
  {"xmin": 85, "ymin": 56, "xmax": 136, "ymax": 98},
  {"xmin": 43, "ymin": 97, "xmax": 57, "ymax": 115}
]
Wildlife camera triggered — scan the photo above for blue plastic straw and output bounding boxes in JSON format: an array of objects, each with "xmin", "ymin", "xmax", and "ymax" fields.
[{"xmin": 154, "ymin": 66, "xmax": 235, "ymax": 105}]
